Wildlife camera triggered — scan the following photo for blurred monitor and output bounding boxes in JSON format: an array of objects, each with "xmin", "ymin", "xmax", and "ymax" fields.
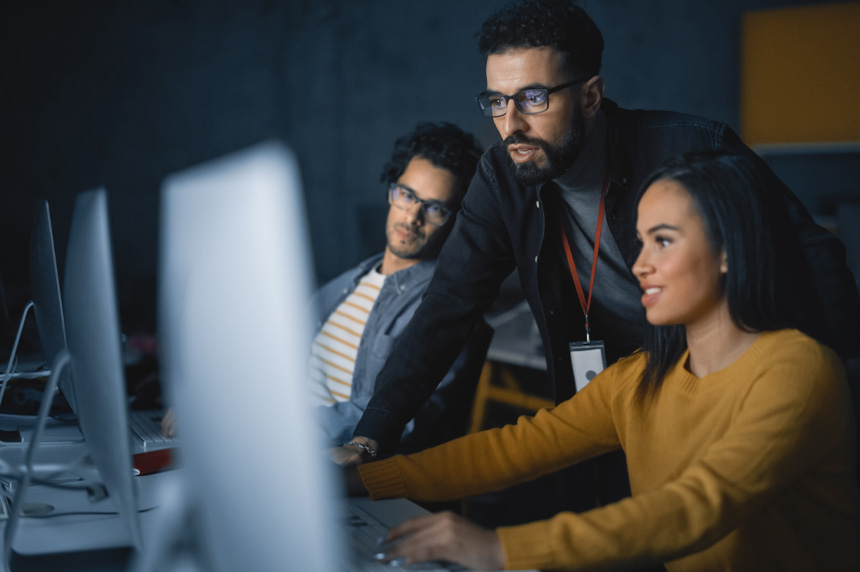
[
  {"xmin": 62, "ymin": 189, "xmax": 143, "ymax": 551},
  {"xmin": 30, "ymin": 200, "xmax": 77, "ymax": 412},
  {"xmin": 157, "ymin": 141, "xmax": 342, "ymax": 571}
]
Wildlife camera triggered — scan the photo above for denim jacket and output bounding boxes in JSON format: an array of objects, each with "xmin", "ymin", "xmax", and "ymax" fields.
[
  {"xmin": 311, "ymin": 253, "xmax": 490, "ymax": 451},
  {"xmin": 356, "ymin": 99, "xmax": 860, "ymax": 451}
]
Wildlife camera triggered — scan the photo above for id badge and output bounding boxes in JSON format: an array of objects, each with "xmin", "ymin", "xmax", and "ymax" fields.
[{"xmin": 569, "ymin": 340, "xmax": 607, "ymax": 393}]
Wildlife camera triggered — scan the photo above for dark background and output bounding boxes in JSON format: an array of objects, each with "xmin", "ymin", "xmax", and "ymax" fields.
[{"xmin": 2, "ymin": 0, "xmax": 858, "ymax": 346}]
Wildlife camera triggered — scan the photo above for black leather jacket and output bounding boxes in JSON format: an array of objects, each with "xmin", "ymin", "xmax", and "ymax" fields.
[{"xmin": 355, "ymin": 99, "xmax": 860, "ymax": 452}]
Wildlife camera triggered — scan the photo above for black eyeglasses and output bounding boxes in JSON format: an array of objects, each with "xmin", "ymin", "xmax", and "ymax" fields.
[
  {"xmin": 475, "ymin": 77, "xmax": 591, "ymax": 117},
  {"xmin": 388, "ymin": 183, "xmax": 453, "ymax": 226}
]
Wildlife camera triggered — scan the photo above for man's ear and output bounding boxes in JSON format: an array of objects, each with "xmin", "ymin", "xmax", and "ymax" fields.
[{"xmin": 581, "ymin": 76, "xmax": 605, "ymax": 119}]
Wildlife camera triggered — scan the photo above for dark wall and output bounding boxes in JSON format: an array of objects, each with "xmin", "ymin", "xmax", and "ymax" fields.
[{"xmin": 1, "ymin": 0, "xmax": 855, "ymax": 341}]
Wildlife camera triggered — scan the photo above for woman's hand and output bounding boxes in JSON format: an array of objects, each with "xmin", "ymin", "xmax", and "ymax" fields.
[
  {"xmin": 161, "ymin": 408, "xmax": 177, "ymax": 438},
  {"xmin": 380, "ymin": 511, "xmax": 504, "ymax": 571}
]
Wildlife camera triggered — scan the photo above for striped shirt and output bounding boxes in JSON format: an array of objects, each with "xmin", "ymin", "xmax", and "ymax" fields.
[{"xmin": 308, "ymin": 266, "xmax": 386, "ymax": 405}]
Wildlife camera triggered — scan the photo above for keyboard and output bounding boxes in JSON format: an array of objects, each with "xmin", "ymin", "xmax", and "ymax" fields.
[
  {"xmin": 127, "ymin": 409, "xmax": 177, "ymax": 451},
  {"xmin": 343, "ymin": 502, "xmax": 461, "ymax": 571}
]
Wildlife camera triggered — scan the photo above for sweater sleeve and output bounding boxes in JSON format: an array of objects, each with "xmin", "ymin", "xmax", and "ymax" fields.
[
  {"xmin": 497, "ymin": 341, "xmax": 853, "ymax": 571},
  {"xmin": 359, "ymin": 357, "xmax": 634, "ymax": 502}
]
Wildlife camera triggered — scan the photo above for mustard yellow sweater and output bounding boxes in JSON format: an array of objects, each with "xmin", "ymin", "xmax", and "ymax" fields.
[{"xmin": 359, "ymin": 330, "xmax": 860, "ymax": 571}]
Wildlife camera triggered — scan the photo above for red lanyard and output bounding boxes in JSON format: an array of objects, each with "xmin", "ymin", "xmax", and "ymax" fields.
[{"xmin": 557, "ymin": 168, "xmax": 611, "ymax": 342}]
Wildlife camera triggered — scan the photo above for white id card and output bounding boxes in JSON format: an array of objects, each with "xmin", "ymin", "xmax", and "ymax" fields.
[{"xmin": 569, "ymin": 340, "xmax": 607, "ymax": 393}]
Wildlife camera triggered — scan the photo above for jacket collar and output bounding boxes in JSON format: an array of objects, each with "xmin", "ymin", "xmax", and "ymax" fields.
[
  {"xmin": 385, "ymin": 258, "xmax": 436, "ymax": 292},
  {"xmin": 531, "ymin": 99, "xmax": 633, "ymax": 203},
  {"xmin": 353, "ymin": 254, "xmax": 436, "ymax": 291}
]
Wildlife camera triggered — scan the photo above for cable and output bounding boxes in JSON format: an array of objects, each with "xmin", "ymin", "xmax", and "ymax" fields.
[
  {"xmin": 0, "ymin": 447, "xmax": 93, "ymax": 482},
  {"xmin": 17, "ymin": 506, "xmax": 160, "ymax": 520},
  {"xmin": 1, "ymin": 349, "xmax": 69, "ymax": 570},
  {"xmin": 49, "ymin": 412, "xmax": 79, "ymax": 424},
  {"xmin": 0, "ymin": 301, "xmax": 34, "ymax": 409},
  {"xmin": 0, "ymin": 473, "xmax": 96, "ymax": 492}
]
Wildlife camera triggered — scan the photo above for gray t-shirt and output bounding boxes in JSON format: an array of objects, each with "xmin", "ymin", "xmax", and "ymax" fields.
[{"xmin": 553, "ymin": 111, "xmax": 643, "ymax": 350}]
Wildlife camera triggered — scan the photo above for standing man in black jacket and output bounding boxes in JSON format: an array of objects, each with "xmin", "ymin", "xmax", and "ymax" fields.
[{"xmin": 333, "ymin": 0, "xmax": 860, "ymax": 466}]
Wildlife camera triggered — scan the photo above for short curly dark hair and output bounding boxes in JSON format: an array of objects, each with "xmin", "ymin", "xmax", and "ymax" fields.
[
  {"xmin": 380, "ymin": 122, "xmax": 483, "ymax": 206},
  {"xmin": 477, "ymin": 0, "xmax": 604, "ymax": 78}
]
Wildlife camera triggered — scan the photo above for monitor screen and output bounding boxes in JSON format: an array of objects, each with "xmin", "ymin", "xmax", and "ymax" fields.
[
  {"xmin": 30, "ymin": 200, "xmax": 76, "ymax": 412},
  {"xmin": 63, "ymin": 189, "xmax": 143, "ymax": 551},
  {"xmin": 158, "ymin": 141, "xmax": 342, "ymax": 571}
]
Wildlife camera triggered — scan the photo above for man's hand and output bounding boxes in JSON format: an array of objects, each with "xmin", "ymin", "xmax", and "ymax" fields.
[
  {"xmin": 328, "ymin": 436, "xmax": 380, "ymax": 466},
  {"xmin": 379, "ymin": 511, "xmax": 504, "ymax": 571}
]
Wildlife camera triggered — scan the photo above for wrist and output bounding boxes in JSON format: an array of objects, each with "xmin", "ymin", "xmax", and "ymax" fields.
[
  {"xmin": 345, "ymin": 465, "xmax": 369, "ymax": 496},
  {"xmin": 344, "ymin": 438, "xmax": 379, "ymax": 458},
  {"xmin": 349, "ymin": 436, "xmax": 380, "ymax": 450}
]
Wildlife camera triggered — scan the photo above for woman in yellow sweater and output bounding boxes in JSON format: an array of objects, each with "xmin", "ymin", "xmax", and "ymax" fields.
[{"xmin": 352, "ymin": 151, "xmax": 860, "ymax": 571}]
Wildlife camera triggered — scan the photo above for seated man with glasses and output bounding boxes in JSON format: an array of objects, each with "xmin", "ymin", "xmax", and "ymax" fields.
[{"xmin": 310, "ymin": 121, "xmax": 489, "ymax": 456}]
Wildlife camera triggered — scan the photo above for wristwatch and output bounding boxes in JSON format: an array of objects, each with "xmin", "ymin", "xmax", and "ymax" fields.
[{"xmin": 344, "ymin": 440, "xmax": 377, "ymax": 458}]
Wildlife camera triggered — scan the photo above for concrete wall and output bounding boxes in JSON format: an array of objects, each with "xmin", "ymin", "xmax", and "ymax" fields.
[{"xmin": 1, "ymin": 0, "xmax": 856, "ymax": 340}]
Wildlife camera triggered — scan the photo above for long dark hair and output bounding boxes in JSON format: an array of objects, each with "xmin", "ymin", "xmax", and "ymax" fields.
[{"xmin": 636, "ymin": 151, "xmax": 815, "ymax": 397}]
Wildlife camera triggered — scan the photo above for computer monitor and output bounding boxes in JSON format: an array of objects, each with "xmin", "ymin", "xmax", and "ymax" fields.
[
  {"xmin": 62, "ymin": 189, "xmax": 143, "ymax": 551},
  {"xmin": 156, "ymin": 141, "xmax": 342, "ymax": 571},
  {"xmin": 30, "ymin": 200, "xmax": 77, "ymax": 412}
]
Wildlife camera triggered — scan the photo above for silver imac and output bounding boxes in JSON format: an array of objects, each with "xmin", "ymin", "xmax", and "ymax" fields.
[
  {"xmin": 30, "ymin": 200, "xmax": 76, "ymax": 412},
  {"xmin": 155, "ymin": 141, "xmax": 342, "ymax": 571},
  {"xmin": 62, "ymin": 189, "xmax": 143, "ymax": 551},
  {"xmin": 3, "ymin": 190, "xmax": 146, "ymax": 560}
]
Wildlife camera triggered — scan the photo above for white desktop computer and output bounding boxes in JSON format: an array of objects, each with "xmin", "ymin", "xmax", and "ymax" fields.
[
  {"xmin": 1, "ymin": 190, "xmax": 147, "ymax": 566},
  {"xmin": 153, "ymin": 141, "xmax": 343, "ymax": 572},
  {"xmin": 30, "ymin": 200, "xmax": 77, "ymax": 413},
  {"xmin": 0, "ymin": 201, "xmax": 79, "ymax": 425},
  {"xmin": 147, "ymin": 141, "xmax": 502, "ymax": 572}
]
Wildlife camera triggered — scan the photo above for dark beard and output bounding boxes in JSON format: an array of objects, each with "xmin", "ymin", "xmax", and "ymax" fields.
[
  {"xmin": 385, "ymin": 221, "xmax": 451, "ymax": 262},
  {"xmin": 504, "ymin": 114, "xmax": 586, "ymax": 186}
]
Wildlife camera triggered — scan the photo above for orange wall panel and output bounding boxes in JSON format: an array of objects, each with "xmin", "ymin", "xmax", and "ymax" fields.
[{"xmin": 741, "ymin": 2, "xmax": 860, "ymax": 146}]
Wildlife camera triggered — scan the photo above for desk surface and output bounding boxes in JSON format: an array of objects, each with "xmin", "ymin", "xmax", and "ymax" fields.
[{"xmin": 6, "ymin": 495, "xmax": 536, "ymax": 572}]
